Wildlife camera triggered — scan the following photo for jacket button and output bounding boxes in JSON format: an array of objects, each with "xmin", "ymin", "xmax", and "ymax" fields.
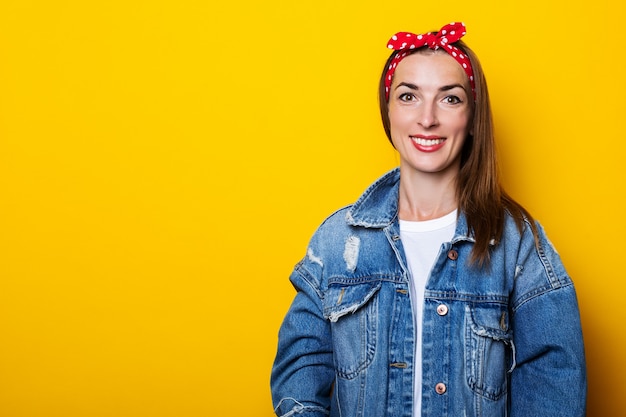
[
  {"xmin": 447, "ymin": 249, "xmax": 458, "ymax": 260},
  {"xmin": 436, "ymin": 304, "xmax": 448, "ymax": 316},
  {"xmin": 435, "ymin": 383, "xmax": 447, "ymax": 395}
]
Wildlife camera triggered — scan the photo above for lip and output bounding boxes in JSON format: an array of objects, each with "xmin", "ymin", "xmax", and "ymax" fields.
[
  {"xmin": 412, "ymin": 134, "xmax": 442, "ymax": 139},
  {"xmin": 410, "ymin": 135, "xmax": 446, "ymax": 152}
]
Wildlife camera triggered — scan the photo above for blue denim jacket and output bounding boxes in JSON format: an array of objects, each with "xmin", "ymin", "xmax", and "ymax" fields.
[{"xmin": 271, "ymin": 168, "xmax": 586, "ymax": 417}]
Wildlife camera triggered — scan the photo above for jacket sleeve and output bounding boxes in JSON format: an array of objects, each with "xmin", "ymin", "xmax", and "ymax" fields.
[
  {"xmin": 270, "ymin": 261, "xmax": 334, "ymax": 417},
  {"xmin": 509, "ymin": 222, "xmax": 587, "ymax": 417}
]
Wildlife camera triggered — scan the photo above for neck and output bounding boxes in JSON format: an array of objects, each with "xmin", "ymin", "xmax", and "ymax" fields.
[{"xmin": 397, "ymin": 167, "xmax": 458, "ymax": 221}]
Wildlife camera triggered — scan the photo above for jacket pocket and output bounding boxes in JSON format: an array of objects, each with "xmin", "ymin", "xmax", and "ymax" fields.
[
  {"xmin": 322, "ymin": 280, "xmax": 381, "ymax": 380},
  {"xmin": 464, "ymin": 304, "xmax": 513, "ymax": 401}
]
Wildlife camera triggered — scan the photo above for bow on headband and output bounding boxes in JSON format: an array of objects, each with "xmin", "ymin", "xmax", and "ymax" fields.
[{"xmin": 384, "ymin": 22, "xmax": 475, "ymax": 100}]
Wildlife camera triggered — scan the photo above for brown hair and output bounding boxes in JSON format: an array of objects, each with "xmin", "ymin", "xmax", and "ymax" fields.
[{"xmin": 379, "ymin": 41, "xmax": 538, "ymax": 267}]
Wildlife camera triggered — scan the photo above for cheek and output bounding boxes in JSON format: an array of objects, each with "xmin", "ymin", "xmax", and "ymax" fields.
[
  {"xmin": 388, "ymin": 107, "xmax": 410, "ymax": 131},
  {"xmin": 388, "ymin": 112, "xmax": 406, "ymax": 148},
  {"xmin": 446, "ymin": 113, "xmax": 472, "ymax": 136}
]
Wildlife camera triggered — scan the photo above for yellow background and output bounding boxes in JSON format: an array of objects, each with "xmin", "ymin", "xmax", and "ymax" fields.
[{"xmin": 0, "ymin": 0, "xmax": 623, "ymax": 415}]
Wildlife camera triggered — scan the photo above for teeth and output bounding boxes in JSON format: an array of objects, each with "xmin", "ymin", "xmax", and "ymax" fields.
[{"xmin": 412, "ymin": 137, "xmax": 444, "ymax": 146}]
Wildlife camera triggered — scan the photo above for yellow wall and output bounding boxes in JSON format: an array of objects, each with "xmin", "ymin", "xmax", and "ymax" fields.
[{"xmin": 0, "ymin": 1, "xmax": 623, "ymax": 415}]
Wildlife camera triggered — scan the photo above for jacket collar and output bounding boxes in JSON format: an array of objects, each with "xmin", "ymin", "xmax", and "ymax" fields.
[
  {"xmin": 345, "ymin": 168, "xmax": 401, "ymax": 228},
  {"xmin": 346, "ymin": 168, "xmax": 475, "ymax": 242}
]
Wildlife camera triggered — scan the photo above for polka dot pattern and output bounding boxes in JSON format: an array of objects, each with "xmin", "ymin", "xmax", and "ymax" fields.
[{"xmin": 384, "ymin": 22, "xmax": 475, "ymax": 100}]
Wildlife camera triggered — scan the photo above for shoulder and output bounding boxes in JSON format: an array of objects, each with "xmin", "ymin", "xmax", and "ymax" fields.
[
  {"xmin": 292, "ymin": 169, "xmax": 400, "ymax": 288},
  {"xmin": 499, "ymin": 213, "xmax": 574, "ymax": 309},
  {"xmin": 500, "ymin": 211, "xmax": 561, "ymax": 264},
  {"xmin": 306, "ymin": 204, "xmax": 359, "ymax": 257},
  {"xmin": 291, "ymin": 204, "xmax": 363, "ymax": 293}
]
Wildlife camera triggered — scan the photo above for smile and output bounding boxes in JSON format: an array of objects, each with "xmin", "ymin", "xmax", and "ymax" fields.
[{"xmin": 411, "ymin": 137, "xmax": 445, "ymax": 146}]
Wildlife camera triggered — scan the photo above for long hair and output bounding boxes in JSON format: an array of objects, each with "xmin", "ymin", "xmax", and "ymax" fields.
[{"xmin": 378, "ymin": 40, "xmax": 538, "ymax": 267}]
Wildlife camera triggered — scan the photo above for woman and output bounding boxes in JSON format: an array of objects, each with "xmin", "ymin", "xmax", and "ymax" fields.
[{"xmin": 271, "ymin": 22, "xmax": 586, "ymax": 417}]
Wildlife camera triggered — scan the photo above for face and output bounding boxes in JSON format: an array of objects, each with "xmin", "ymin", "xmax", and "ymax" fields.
[{"xmin": 388, "ymin": 51, "xmax": 473, "ymax": 178}]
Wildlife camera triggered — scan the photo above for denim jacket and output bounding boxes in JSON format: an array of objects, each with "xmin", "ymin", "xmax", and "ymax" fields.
[{"xmin": 271, "ymin": 168, "xmax": 586, "ymax": 417}]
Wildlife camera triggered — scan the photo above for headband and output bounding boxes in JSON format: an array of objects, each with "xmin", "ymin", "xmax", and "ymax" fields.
[{"xmin": 384, "ymin": 22, "xmax": 475, "ymax": 100}]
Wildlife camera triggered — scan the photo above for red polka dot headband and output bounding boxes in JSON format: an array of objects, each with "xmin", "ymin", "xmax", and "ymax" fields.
[{"xmin": 384, "ymin": 22, "xmax": 475, "ymax": 101}]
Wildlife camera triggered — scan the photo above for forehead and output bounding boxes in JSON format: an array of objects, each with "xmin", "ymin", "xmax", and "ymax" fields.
[{"xmin": 393, "ymin": 51, "xmax": 469, "ymax": 86}]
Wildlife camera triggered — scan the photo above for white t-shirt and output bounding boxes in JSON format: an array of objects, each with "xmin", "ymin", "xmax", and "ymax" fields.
[{"xmin": 399, "ymin": 209, "xmax": 457, "ymax": 417}]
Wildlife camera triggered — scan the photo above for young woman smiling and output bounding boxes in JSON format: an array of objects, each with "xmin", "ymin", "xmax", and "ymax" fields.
[{"xmin": 271, "ymin": 22, "xmax": 587, "ymax": 417}]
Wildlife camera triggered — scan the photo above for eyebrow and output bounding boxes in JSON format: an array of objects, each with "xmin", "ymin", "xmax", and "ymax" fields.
[{"xmin": 395, "ymin": 82, "xmax": 467, "ymax": 92}]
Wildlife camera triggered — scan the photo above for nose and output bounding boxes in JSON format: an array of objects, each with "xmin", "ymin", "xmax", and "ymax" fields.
[{"xmin": 417, "ymin": 102, "xmax": 439, "ymax": 128}]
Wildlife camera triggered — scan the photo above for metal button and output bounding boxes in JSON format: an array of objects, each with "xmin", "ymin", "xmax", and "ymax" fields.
[
  {"xmin": 447, "ymin": 249, "xmax": 458, "ymax": 260},
  {"xmin": 435, "ymin": 383, "xmax": 447, "ymax": 394},
  {"xmin": 436, "ymin": 304, "xmax": 449, "ymax": 316}
]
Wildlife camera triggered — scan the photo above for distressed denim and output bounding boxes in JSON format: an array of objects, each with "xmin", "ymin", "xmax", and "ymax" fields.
[{"xmin": 271, "ymin": 168, "xmax": 586, "ymax": 417}]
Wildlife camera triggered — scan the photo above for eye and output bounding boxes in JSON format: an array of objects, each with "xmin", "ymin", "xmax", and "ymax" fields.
[
  {"xmin": 443, "ymin": 95, "xmax": 462, "ymax": 105},
  {"xmin": 398, "ymin": 92, "xmax": 416, "ymax": 102}
]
